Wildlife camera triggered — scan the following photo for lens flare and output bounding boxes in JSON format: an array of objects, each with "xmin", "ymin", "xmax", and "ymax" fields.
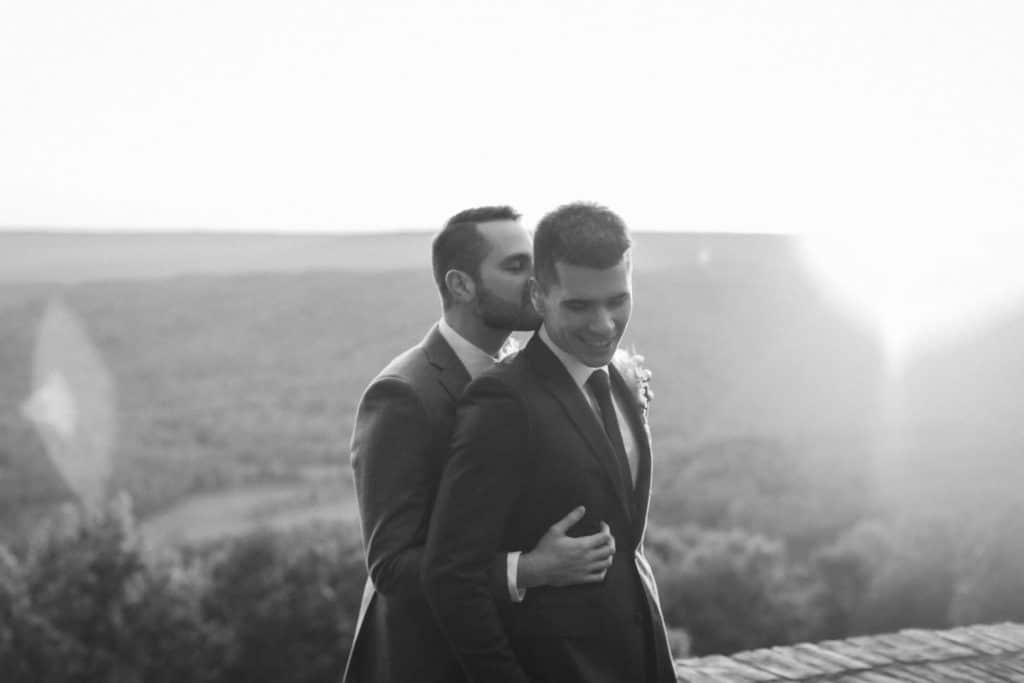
[{"xmin": 798, "ymin": 232, "xmax": 1024, "ymax": 370}]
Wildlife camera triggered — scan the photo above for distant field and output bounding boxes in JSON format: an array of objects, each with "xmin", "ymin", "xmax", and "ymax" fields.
[
  {"xmin": 0, "ymin": 231, "xmax": 435, "ymax": 283},
  {"xmin": 3, "ymin": 231, "xmax": 1024, "ymax": 547},
  {"xmin": 139, "ymin": 476, "xmax": 357, "ymax": 547},
  {"xmin": 0, "ymin": 230, "xmax": 792, "ymax": 283},
  {"xmin": 0, "ymin": 267, "xmax": 440, "ymax": 542}
]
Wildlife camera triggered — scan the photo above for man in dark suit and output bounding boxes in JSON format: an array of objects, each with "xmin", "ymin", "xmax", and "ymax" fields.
[
  {"xmin": 423, "ymin": 202, "xmax": 677, "ymax": 683},
  {"xmin": 343, "ymin": 206, "xmax": 617, "ymax": 683}
]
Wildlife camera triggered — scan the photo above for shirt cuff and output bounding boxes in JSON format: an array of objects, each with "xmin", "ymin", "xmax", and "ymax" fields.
[{"xmin": 506, "ymin": 551, "xmax": 527, "ymax": 603}]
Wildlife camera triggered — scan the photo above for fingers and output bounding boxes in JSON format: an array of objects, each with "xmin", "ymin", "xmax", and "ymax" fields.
[
  {"xmin": 601, "ymin": 522, "xmax": 616, "ymax": 554},
  {"xmin": 582, "ymin": 531, "xmax": 615, "ymax": 564},
  {"xmin": 549, "ymin": 506, "xmax": 587, "ymax": 535},
  {"xmin": 577, "ymin": 521, "xmax": 614, "ymax": 549},
  {"xmin": 580, "ymin": 541, "xmax": 615, "ymax": 568},
  {"xmin": 585, "ymin": 546, "xmax": 615, "ymax": 567},
  {"xmin": 569, "ymin": 554, "xmax": 614, "ymax": 584}
]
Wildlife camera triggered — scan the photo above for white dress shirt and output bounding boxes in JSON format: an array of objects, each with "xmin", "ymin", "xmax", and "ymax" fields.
[{"xmin": 438, "ymin": 318, "xmax": 500, "ymax": 378}]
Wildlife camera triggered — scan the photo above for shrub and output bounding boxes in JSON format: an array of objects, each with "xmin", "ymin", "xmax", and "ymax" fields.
[
  {"xmin": 646, "ymin": 524, "xmax": 825, "ymax": 655},
  {"xmin": 949, "ymin": 502, "xmax": 1024, "ymax": 625},
  {"xmin": 17, "ymin": 496, "xmax": 229, "ymax": 683},
  {"xmin": 814, "ymin": 513, "xmax": 960, "ymax": 636},
  {"xmin": 202, "ymin": 523, "xmax": 366, "ymax": 683},
  {"xmin": 1, "ymin": 497, "xmax": 368, "ymax": 683}
]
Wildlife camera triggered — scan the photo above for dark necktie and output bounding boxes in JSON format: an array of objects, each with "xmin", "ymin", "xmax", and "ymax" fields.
[{"xmin": 586, "ymin": 369, "xmax": 634, "ymax": 491}]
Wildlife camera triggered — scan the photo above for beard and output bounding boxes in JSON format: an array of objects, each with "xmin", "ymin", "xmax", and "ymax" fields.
[{"xmin": 476, "ymin": 283, "xmax": 542, "ymax": 332}]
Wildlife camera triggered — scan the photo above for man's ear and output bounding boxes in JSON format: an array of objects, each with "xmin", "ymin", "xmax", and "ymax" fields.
[
  {"xmin": 529, "ymin": 277, "xmax": 545, "ymax": 316},
  {"xmin": 445, "ymin": 269, "xmax": 475, "ymax": 304}
]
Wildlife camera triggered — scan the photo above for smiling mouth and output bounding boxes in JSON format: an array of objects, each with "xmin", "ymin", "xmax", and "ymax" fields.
[{"xmin": 581, "ymin": 338, "xmax": 615, "ymax": 351}]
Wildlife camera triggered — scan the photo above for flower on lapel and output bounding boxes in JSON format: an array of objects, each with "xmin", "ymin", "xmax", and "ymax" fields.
[{"xmin": 612, "ymin": 347, "xmax": 653, "ymax": 420}]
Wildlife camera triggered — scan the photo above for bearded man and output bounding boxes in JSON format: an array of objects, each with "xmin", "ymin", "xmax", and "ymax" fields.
[{"xmin": 344, "ymin": 206, "xmax": 616, "ymax": 683}]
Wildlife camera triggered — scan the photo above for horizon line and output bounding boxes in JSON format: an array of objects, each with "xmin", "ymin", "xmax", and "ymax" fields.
[{"xmin": 0, "ymin": 225, "xmax": 781, "ymax": 237}]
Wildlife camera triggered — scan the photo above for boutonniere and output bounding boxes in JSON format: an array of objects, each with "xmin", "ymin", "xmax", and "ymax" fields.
[{"xmin": 613, "ymin": 348, "xmax": 653, "ymax": 420}]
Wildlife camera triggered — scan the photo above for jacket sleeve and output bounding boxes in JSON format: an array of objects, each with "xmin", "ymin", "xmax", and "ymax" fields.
[
  {"xmin": 350, "ymin": 376, "xmax": 439, "ymax": 599},
  {"xmin": 422, "ymin": 375, "xmax": 533, "ymax": 683},
  {"xmin": 351, "ymin": 375, "xmax": 520, "ymax": 603}
]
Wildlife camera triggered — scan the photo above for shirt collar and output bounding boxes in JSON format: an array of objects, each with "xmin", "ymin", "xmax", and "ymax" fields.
[
  {"xmin": 437, "ymin": 318, "xmax": 498, "ymax": 380},
  {"xmin": 538, "ymin": 324, "xmax": 608, "ymax": 392}
]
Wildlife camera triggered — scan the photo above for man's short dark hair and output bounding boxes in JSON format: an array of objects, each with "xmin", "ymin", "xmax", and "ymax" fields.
[
  {"xmin": 432, "ymin": 206, "xmax": 521, "ymax": 308},
  {"xmin": 534, "ymin": 202, "xmax": 632, "ymax": 288}
]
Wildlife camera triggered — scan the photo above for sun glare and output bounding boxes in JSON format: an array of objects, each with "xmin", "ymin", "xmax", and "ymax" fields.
[{"xmin": 798, "ymin": 232, "xmax": 1024, "ymax": 370}]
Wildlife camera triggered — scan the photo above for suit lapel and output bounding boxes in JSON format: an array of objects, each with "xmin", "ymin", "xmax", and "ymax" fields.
[
  {"xmin": 609, "ymin": 364, "xmax": 653, "ymax": 541},
  {"xmin": 524, "ymin": 336, "xmax": 634, "ymax": 525},
  {"xmin": 421, "ymin": 325, "xmax": 471, "ymax": 401}
]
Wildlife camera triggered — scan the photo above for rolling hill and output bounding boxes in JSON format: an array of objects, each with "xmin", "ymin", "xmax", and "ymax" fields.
[{"xmin": 2, "ymin": 231, "xmax": 1023, "ymax": 547}]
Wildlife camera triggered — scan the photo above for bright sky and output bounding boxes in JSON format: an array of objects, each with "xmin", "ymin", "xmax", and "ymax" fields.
[{"xmin": 2, "ymin": 0, "xmax": 1022, "ymax": 234}]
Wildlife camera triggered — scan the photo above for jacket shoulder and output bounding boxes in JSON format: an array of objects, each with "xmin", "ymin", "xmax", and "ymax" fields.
[
  {"xmin": 359, "ymin": 340, "xmax": 460, "ymax": 423},
  {"xmin": 375, "ymin": 344, "xmax": 432, "ymax": 385}
]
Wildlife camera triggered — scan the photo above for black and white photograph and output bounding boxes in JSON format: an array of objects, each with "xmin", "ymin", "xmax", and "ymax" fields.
[{"xmin": 3, "ymin": 2, "xmax": 1024, "ymax": 682}]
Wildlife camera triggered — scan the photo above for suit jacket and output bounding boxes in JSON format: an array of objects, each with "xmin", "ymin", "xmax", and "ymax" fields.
[
  {"xmin": 343, "ymin": 326, "xmax": 514, "ymax": 683},
  {"xmin": 422, "ymin": 334, "xmax": 677, "ymax": 683}
]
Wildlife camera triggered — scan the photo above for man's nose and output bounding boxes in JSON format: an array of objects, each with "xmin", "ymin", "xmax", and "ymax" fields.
[{"xmin": 590, "ymin": 308, "xmax": 615, "ymax": 335}]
